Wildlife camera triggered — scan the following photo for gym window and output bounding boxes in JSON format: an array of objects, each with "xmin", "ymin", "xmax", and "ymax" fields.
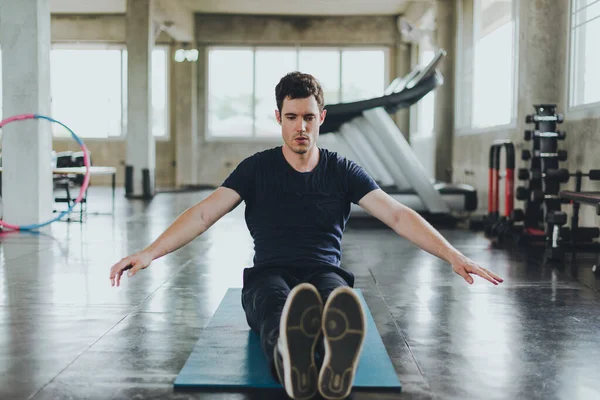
[
  {"xmin": 206, "ymin": 46, "xmax": 388, "ymax": 139},
  {"xmin": 569, "ymin": 0, "xmax": 600, "ymax": 109},
  {"xmin": 471, "ymin": 0, "xmax": 517, "ymax": 129},
  {"xmin": 0, "ymin": 45, "xmax": 169, "ymax": 139},
  {"xmin": 456, "ymin": 0, "xmax": 518, "ymax": 132}
]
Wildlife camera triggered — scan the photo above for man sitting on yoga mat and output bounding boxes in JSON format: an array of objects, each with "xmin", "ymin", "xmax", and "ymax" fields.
[{"xmin": 109, "ymin": 72, "xmax": 503, "ymax": 400}]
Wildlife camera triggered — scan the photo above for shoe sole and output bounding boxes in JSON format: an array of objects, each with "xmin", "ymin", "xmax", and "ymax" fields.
[
  {"xmin": 278, "ymin": 283, "xmax": 323, "ymax": 400},
  {"xmin": 319, "ymin": 287, "xmax": 366, "ymax": 400}
]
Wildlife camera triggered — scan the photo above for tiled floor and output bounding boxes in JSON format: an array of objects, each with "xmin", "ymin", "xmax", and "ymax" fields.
[{"xmin": 1, "ymin": 188, "xmax": 599, "ymax": 400}]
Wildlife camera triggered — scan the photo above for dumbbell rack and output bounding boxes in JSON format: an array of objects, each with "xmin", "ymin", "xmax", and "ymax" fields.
[
  {"xmin": 513, "ymin": 104, "xmax": 569, "ymax": 258},
  {"xmin": 515, "ymin": 104, "xmax": 600, "ymax": 260},
  {"xmin": 514, "ymin": 105, "xmax": 567, "ymax": 250},
  {"xmin": 481, "ymin": 104, "xmax": 600, "ymax": 261}
]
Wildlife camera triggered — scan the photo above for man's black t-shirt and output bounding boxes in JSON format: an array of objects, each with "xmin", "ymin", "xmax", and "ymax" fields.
[{"xmin": 221, "ymin": 146, "xmax": 379, "ymax": 284}]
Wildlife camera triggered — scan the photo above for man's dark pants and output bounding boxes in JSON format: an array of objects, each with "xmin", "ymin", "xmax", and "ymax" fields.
[{"xmin": 241, "ymin": 266, "xmax": 353, "ymax": 380}]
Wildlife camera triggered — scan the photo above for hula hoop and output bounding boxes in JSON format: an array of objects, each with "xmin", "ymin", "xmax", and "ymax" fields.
[{"xmin": 0, "ymin": 114, "xmax": 91, "ymax": 231}]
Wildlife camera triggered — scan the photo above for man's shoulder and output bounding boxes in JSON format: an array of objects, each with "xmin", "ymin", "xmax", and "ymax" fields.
[
  {"xmin": 223, "ymin": 147, "xmax": 281, "ymax": 192},
  {"xmin": 320, "ymin": 147, "xmax": 376, "ymax": 185},
  {"xmin": 320, "ymin": 147, "xmax": 355, "ymax": 170},
  {"xmin": 246, "ymin": 146, "xmax": 281, "ymax": 162},
  {"xmin": 237, "ymin": 146, "xmax": 281, "ymax": 167}
]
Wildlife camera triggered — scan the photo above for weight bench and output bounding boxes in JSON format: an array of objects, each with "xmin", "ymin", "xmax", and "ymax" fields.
[
  {"xmin": 552, "ymin": 190, "xmax": 600, "ymax": 260},
  {"xmin": 559, "ymin": 191, "xmax": 600, "ymax": 215}
]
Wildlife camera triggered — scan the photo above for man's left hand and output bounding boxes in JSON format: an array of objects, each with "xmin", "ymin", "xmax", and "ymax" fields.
[{"xmin": 451, "ymin": 256, "xmax": 504, "ymax": 285}]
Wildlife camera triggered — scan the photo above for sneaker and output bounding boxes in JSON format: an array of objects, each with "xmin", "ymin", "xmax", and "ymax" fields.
[
  {"xmin": 276, "ymin": 283, "xmax": 323, "ymax": 400},
  {"xmin": 318, "ymin": 287, "xmax": 366, "ymax": 400}
]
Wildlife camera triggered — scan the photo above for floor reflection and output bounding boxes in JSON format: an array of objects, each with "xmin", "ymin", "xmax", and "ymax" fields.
[{"xmin": 0, "ymin": 187, "xmax": 598, "ymax": 400}]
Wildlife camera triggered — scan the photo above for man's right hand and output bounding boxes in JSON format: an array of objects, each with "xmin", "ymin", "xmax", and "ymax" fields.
[{"xmin": 109, "ymin": 251, "xmax": 154, "ymax": 287}]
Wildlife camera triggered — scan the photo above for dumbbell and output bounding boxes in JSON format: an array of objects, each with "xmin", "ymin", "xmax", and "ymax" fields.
[
  {"xmin": 530, "ymin": 191, "xmax": 569, "ymax": 205},
  {"xmin": 587, "ymin": 170, "xmax": 600, "ymax": 180},
  {"xmin": 517, "ymin": 168, "xmax": 570, "ymax": 182},
  {"xmin": 512, "ymin": 209, "xmax": 525, "ymax": 222},
  {"xmin": 546, "ymin": 211, "xmax": 567, "ymax": 225},
  {"xmin": 545, "ymin": 246, "xmax": 565, "ymax": 262},
  {"xmin": 516, "ymin": 186, "xmax": 529, "ymax": 200},
  {"xmin": 525, "ymin": 113, "xmax": 564, "ymax": 124},
  {"xmin": 530, "ymin": 190, "xmax": 554, "ymax": 202},
  {"xmin": 568, "ymin": 170, "xmax": 600, "ymax": 180},
  {"xmin": 524, "ymin": 130, "xmax": 566, "ymax": 141},
  {"xmin": 545, "ymin": 211, "xmax": 568, "ymax": 262},
  {"xmin": 522, "ymin": 149, "xmax": 567, "ymax": 161}
]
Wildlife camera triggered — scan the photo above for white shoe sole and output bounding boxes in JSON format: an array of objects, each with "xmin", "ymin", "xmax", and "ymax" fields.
[
  {"xmin": 278, "ymin": 283, "xmax": 323, "ymax": 400},
  {"xmin": 318, "ymin": 287, "xmax": 366, "ymax": 400}
]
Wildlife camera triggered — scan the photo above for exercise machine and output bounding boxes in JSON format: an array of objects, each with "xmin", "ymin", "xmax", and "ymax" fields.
[
  {"xmin": 482, "ymin": 140, "xmax": 516, "ymax": 241},
  {"xmin": 319, "ymin": 50, "xmax": 477, "ymax": 218}
]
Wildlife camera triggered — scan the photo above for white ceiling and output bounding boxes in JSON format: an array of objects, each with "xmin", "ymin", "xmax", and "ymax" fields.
[{"xmin": 50, "ymin": 0, "xmax": 418, "ymax": 16}]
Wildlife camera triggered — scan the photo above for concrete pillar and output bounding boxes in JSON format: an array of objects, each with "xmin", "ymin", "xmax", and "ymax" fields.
[
  {"xmin": 0, "ymin": 0, "xmax": 53, "ymax": 226},
  {"xmin": 393, "ymin": 43, "xmax": 412, "ymax": 139},
  {"xmin": 195, "ymin": 46, "xmax": 207, "ymax": 180},
  {"xmin": 516, "ymin": 0, "xmax": 568, "ymax": 131},
  {"xmin": 433, "ymin": 0, "xmax": 457, "ymax": 182},
  {"xmin": 174, "ymin": 49, "xmax": 198, "ymax": 187},
  {"xmin": 125, "ymin": 0, "xmax": 155, "ymax": 198}
]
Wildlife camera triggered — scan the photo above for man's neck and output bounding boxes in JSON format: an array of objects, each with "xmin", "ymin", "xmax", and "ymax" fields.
[{"xmin": 282, "ymin": 145, "xmax": 320, "ymax": 173}]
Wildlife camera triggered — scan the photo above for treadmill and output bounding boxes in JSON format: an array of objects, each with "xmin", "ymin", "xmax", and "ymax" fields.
[{"xmin": 319, "ymin": 50, "xmax": 477, "ymax": 217}]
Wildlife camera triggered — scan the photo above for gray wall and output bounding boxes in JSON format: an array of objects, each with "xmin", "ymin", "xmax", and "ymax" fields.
[{"xmin": 453, "ymin": 0, "xmax": 600, "ymax": 223}]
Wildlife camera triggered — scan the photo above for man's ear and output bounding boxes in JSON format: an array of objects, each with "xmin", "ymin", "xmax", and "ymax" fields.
[
  {"xmin": 319, "ymin": 109, "xmax": 327, "ymax": 125},
  {"xmin": 275, "ymin": 110, "xmax": 282, "ymax": 125}
]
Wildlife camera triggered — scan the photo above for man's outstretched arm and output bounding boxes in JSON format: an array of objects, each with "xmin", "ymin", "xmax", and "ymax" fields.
[
  {"xmin": 358, "ymin": 189, "xmax": 503, "ymax": 285},
  {"xmin": 109, "ymin": 187, "xmax": 242, "ymax": 286}
]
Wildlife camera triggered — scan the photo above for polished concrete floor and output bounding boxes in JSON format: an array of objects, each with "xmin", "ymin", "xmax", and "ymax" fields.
[{"xmin": 1, "ymin": 188, "xmax": 600, "ymax": 400}]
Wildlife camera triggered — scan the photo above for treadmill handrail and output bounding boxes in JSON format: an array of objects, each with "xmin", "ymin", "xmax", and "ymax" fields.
[{"xmin": 320, "ymin": 72, "xmax": 442, "ymax": 134}]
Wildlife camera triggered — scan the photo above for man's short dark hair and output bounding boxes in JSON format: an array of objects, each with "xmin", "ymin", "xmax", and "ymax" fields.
[{"xmin": 275, "ymin": 72, "xmax": 324, "ymax": 113}]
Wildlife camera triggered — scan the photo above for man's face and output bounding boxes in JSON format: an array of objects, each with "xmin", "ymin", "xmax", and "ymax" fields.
[{"xmin": 276, "ymin": 96, "xmax": 326, "ymax": 155}]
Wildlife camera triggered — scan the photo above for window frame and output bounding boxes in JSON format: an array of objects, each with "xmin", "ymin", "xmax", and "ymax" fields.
[
  {"xmin": 409, "ymin": 37, "xmax": 437, "ymax": 140},
  {"xmin": 49, "ymin": 42, "xmax": 171, "ymax": 142},
  {"xmin": 204, "ymin": 45, "xmax": 258, "ymax": 143},
  {"xmin": 455, "ymin": 0, "xmax": 520, "ymax": 135},
  {"xmin": 204, "ymin": 45, "xmax": 389, "ymax": 142},
  {"xmin": 566, "ymin": 0, "xmax": 600, "ymax": 120}
]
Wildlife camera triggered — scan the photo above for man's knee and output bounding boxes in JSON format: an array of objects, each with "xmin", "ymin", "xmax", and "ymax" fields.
[
  {"xmin": 242, "ymin": 283, "xmax": 289, "ymax": 331},
  {"xmin": 308, "ymin": 272, "xmax": 349, "ymax": 303}
]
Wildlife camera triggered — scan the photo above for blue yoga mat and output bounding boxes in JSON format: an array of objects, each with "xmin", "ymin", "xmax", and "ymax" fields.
[{"xmin": 174, "ymin": 288, "xmax": 401, "ymax": 391}]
